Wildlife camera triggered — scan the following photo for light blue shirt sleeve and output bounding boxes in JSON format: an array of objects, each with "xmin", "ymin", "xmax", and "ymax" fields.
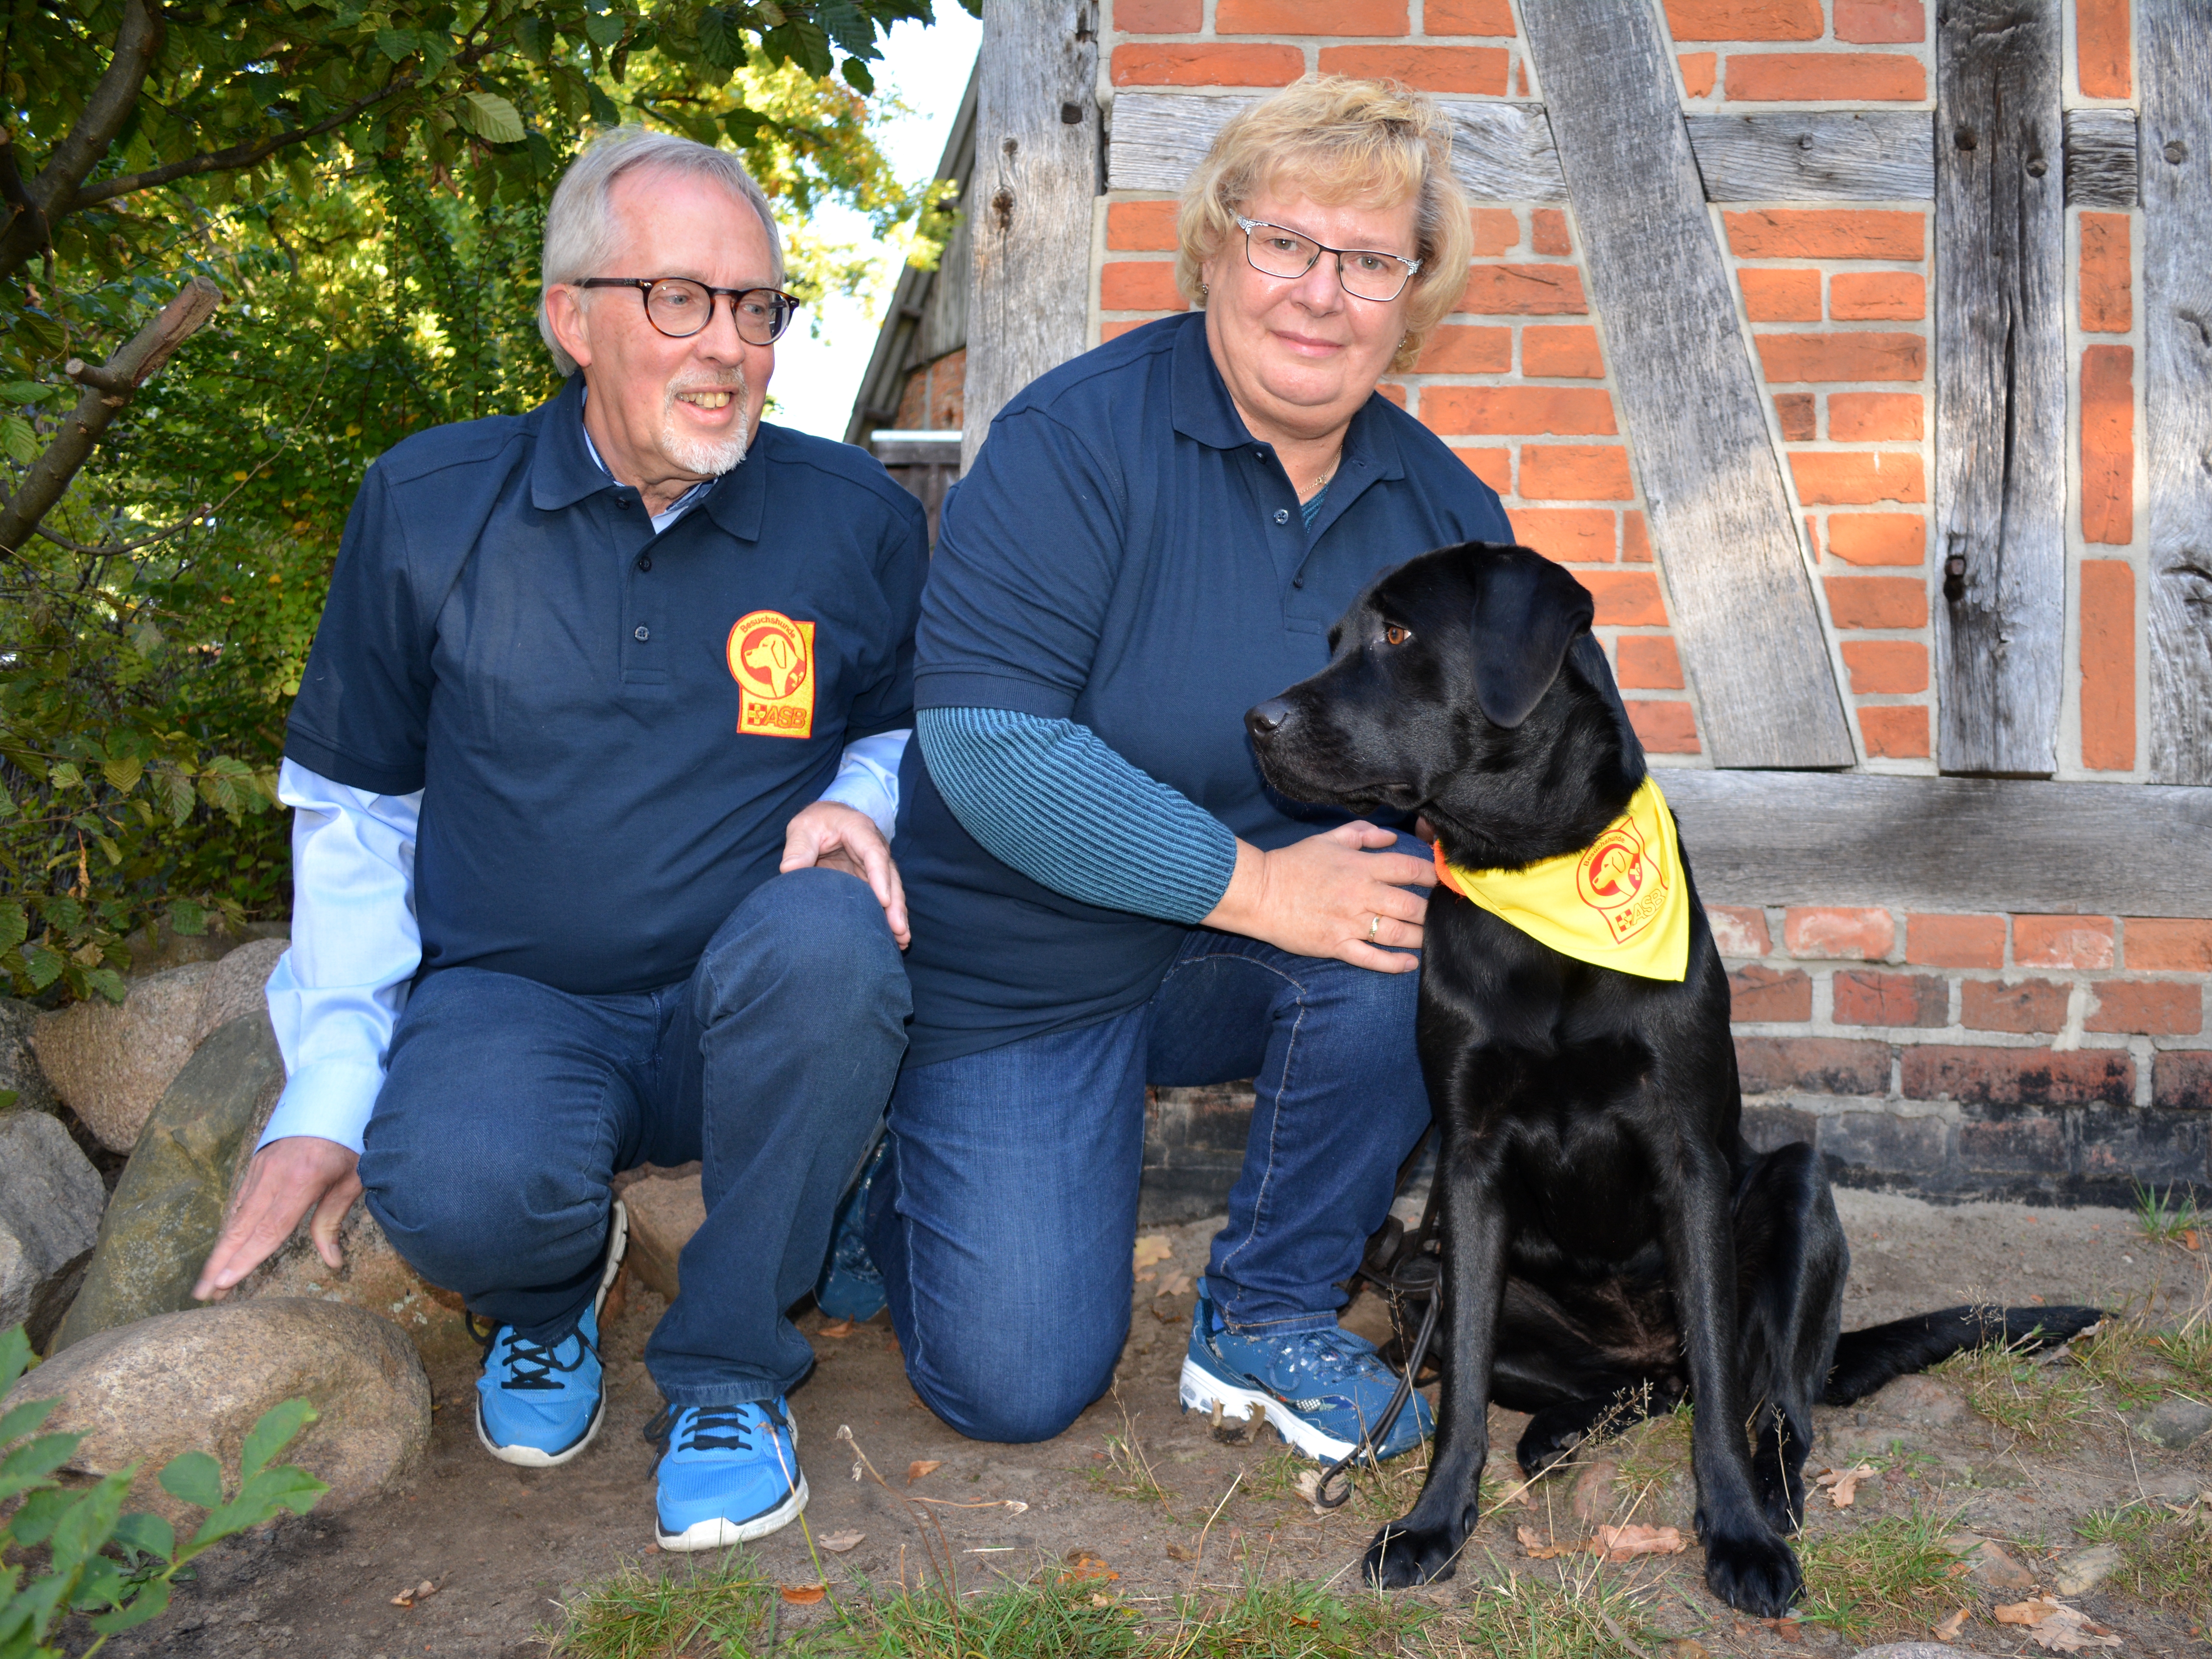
[
  {"xmin": 257, "ymin": 759, "xmax": 423, "ymax": 1155},
  {"xmin": 816, "ymin": 728, "xmax": 908, "ymax": 840}
]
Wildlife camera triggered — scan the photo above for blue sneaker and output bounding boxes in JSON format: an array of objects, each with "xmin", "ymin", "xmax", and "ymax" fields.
[
  {"xmin": 649, "ymin": 1400, "xmax": 809, "ymax": 1550},
  {"xmin": 473, "ymin": 1198, "xmax": 628, "ymax": 1468},
  {"xmin": 1179, "ymin": 1282, "xmax": 1434, "ymax": 1463},
  {"xmin": 814, "ymin": 1135, "xmax": 888, "ymax": 1322}
]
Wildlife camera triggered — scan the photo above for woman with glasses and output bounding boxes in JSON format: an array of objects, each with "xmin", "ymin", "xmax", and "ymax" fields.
[{"xmin": 864, "ymin": 77, "xmax": 1516, "ymax": 1460}]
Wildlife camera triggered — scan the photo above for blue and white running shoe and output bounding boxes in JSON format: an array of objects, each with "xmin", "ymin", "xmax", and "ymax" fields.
[
  {"xmin": 649, "ymin": 1399, "xmax": 809, "ymax": 1550},
  {"xmin": 1179, "ymin": 1280, "xmax": 1433, "ymax": 1462},
  {"xmin": 473, "ymin": 1198, "xmax": 628, "ymax": 1468}
]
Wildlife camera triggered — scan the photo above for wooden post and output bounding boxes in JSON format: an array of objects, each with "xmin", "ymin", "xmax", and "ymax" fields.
[
  {"xmin": 1931, "ymin": 1, "xmax": 2066, "ymax": 777},
  {"xmin": 960, "ymin": 2, "xmax": 1100, "ymax": 474},
  {"xmin": 2140, "ymin": 0, "xmax": 2212, "ymax": 786},
  {"xmin": 1519, "ymin": 0, "xmax": 1853, "ymax": 769}
]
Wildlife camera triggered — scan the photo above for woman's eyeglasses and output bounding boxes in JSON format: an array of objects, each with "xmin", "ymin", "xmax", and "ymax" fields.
[{"xmin": 1234, "ymin": 216, "xmax": 1422, "ymax": 303}]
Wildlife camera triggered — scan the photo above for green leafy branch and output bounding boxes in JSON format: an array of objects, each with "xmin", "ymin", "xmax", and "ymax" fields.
[{"xmin": 0, "ymin": 1325, "xmax": 329, "ymax": 1659}]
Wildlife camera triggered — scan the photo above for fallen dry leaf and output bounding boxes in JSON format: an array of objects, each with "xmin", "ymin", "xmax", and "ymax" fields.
[
  {"xmin": 1933, "ymin": 1608, "xmax": 1969, "ymax": 1642},
  {"xmin": 1155, "ymin": 1271, "xmax": 1192, "ymax": 1298},
  {"xmin": 905, "ymin": 1459, "xmax": 943, "ymax": 1483},
  {"xmin": 1760, "ymin": 1617, "xmax": 1803, "ymax": 1643},
  {"xmin": 1001, "ymin": 1500, "xmax": 1030, "ymax": 1515},
  {"xmin": 820, "ymin": 1320, "xmax": 854, "ymax": 1338},
  {"xmin": 1163, "ymin": 1541, "xmax": 1197, "ymax": 1561},
  {"xmin": 2184, "ymin": 1228, "xmax": 2201, "ymax": 1252},
  {"xmin": 1289, "ymin": 1614, "xmax": 1319, "ymax": 1629},
  {"xmin": 1593, "ymin": 1523, "xmax": 1686, "ymax": 1561},
  {"xmin": 780, "ymin": 1584, "xmax": 827, "ymax": 1605},
  {"xmin": 1996, "ymin": 1599, "xmax": 2123, "ymax": 1651},
  {"xmin": 818, "ymin": 1529, "xmax": 864, "ymax": 1553},
  {"xmin": 389, "ymin": 1579, "xmax": 438, "ymax": 1608},
  {"xmin": 1659, "ymin": 1641, "xmax": 1709, "ymax": 1659},
  {"xmin": 1133, "ymin": 1234, "xmax": 1173, "ymax": 1270},
  {"xmin": 1516, "ymin": 1525, "xmax": 1578, "ymax": 1560},
  {"xmin": 1814, "ymin": 1462, "xmax": 1876, "ymax": 1509},
  {"xmin": 1063, "ymin": 1547, "xmax": 1119, "ymax": 1582},
  {"xmin": 1134, "ymin": 1269, "xmax": 1157, "ymax": 1284}
]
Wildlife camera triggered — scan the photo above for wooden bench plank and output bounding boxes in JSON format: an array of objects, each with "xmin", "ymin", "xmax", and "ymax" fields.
[
  {"xmin": 2141, "ymin": 0, "xmax": 2212, "ymax": 785},
  {"xmin": 1106, "ymin": 92, "xmax": 1566, "ymax": 201},
  {"xmin": 1932, "ymin": 0, "xmax": 2066, "ymax": 776},
  {"xmin": 1686, "ymin": 112, "xmax": 1933, "ymax": 201},
  {"xmin": 1519, "ymin": 0, "xmax": 1853, "ymax": 768},
  {"xmin": 961, "ymin": 0, "xmax": 1100, "ymax": 472},
  {"xmin": 2063, "ymin": 108, "xmax": 2139, "ymax": 209},
  {"xmin": 1662, "ymin": 771, "xmax": 2212, "ymax": 917}
]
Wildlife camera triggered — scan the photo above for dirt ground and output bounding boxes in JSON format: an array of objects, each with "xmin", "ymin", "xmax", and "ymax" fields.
[{"xmin": 93, "ymin": 1188, "xmax": 2211, "ymax": 1659}]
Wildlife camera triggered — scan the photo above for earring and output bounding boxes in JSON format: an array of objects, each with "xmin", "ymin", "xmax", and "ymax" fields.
[{"xmin": 1200, "ymin": 282, "xmax": 1210, "ymax": 295}]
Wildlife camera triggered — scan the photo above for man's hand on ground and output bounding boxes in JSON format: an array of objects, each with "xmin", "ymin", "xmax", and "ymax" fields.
[
  {"xmin": 193, "ymin": 1135, "xmax": 363, "ymax": 1302},
  {"xmin": 782, "ymin": 800, "xmax": 911, "ymax": 948}
]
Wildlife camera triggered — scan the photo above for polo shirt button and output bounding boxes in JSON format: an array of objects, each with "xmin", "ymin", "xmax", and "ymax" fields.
[
  {"xmin": 636, "ymin": 554, "xmax": 652, "ymax": 572},
  {"xmin": 1273, "ymin": 509, "xmax": 1289, "ymax": 525},
  {"xmin": 634, "ymin": 625, "xmax": 650, "ymax": 641}
]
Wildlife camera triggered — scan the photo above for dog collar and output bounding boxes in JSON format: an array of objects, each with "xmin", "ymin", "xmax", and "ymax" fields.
[{"xmin": 1431, "ymin": 775, "xmax": 1691, "ymax": 982}]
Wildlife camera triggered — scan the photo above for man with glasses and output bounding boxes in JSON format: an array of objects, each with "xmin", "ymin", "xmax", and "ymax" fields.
[{"xmin": 191, "ymin": 128, "xmax": 926, "ymax": 1551}]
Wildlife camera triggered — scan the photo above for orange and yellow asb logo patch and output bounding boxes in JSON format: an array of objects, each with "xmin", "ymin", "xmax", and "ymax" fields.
[
  {"xmin": 1574, "ymin": 816, "xmax": 1669, "ymax": 945},
  {"xmin": 727, "ymin": 609, "xmax": 815, "ymax": 739}
]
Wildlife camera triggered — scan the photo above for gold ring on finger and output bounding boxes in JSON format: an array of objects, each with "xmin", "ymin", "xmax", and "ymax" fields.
[{"xmin": 1369, "ymin": 913, "xmax": 1381, "ymax": 941}]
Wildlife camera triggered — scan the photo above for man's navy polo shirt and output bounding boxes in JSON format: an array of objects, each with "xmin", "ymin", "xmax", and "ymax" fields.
[
  {"xmin": 286, "ymin": 373, "xmax": 927, "ymax": 996},
  {"xmin": 895, "ymin": 310, "xmax": 1514, "ymax": 1067}
]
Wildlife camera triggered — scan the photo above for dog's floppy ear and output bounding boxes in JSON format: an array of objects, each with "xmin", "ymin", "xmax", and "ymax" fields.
[{"xmin": 1467, "ymin": 545, "xmax": 1597, "ymax": 728}]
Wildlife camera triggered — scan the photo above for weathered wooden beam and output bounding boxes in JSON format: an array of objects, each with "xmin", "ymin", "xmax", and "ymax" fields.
[
  {"xmin": 1686, "ymin": 112, "xmax": 1933, "ymax": 201},
  {"xmin": 1107, "ymin": 92, "xmax": 1566, "ymax": 201},
  {"xmin": 1932, "ymin": 1, "xmax": 2066, "ymax": 777},
  {"xmin": 1519, "ymin": 0, "xmax": 1852, "ymax": 768},
  {"xmin": 2063, "ymin": 108, "xmax": 2138, "ymax": 208},
  {"xmin": 2141, "ymin": 0, "xmax": 2212, "ymax": 786},
  {"xmin": 961, "ymin": 1, "xmax": 1100, "ymax": 473},
  {"xmin": 1661, "ymin": 771, "xmax": 2212, "ymax": 918}
]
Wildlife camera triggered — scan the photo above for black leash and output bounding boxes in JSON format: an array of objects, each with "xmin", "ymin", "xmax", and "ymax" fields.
[{"xmin": 1311, "ymin": 1251, "xmax": 1441, "ymax": 1509}]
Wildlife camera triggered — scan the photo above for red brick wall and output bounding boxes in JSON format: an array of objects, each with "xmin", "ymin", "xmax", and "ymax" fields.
[{"xmin": 1099, "ymin": 0, "xmax": 2201, "ymax": 1203}]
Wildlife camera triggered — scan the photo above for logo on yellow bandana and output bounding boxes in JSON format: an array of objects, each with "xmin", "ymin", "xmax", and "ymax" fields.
[
  {"xmin": 1432, "ymin": 776, "xmax": 1691, "ymax": 981},
  {"xmin": 727, "ymin": 609, "xmax": 815, "ymax": 739}
]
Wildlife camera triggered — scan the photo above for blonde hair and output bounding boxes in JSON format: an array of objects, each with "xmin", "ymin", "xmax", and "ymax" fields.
[{"xmin": 1175, "ymin": 77, "xmax": 1470, "ymax": 373}]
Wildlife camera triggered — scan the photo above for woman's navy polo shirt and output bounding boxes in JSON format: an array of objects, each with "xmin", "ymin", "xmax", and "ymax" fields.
[
  {"xmin": 895, "ymin": 310, "xmax": 1514, "ymax": 1067},
  {"xmin": 286, "ymin": 374, "xmax": 927, "ymax": 996}
]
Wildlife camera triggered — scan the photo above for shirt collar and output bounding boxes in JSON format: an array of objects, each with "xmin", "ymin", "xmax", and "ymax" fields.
[
  {"xmin": 1168, "ymin": 308, "xmax": 1408, "ymax": 489},
  {"xmin": 527, "ymin": 373, "xmax": 758, "ymax": 533}
]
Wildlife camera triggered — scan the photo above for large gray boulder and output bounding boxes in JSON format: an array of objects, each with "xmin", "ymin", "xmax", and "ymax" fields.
[
  {"xmin": 30, "ymin": 937, "xmax": 289, "ymax": 1152},
  {"xmin": 49, "ymin": 1014, "xmax": 283, "ymax": 1352},
  {"xmin": 0, "ymin": 1299, "xmax": 430, "ymax": 1525},
  {"xmin": 0, "ymin": 997, "xmax": 58, "ymax": 1114},
  {"xmin": 0, "ymin": 1111, "xmax": 105, "ymax": 1346}
]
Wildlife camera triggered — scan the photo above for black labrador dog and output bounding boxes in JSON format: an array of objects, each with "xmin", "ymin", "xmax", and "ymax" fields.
[{"xmin": 1246, "ymin": 542, "xmax": 2100, "ymax": 1617}]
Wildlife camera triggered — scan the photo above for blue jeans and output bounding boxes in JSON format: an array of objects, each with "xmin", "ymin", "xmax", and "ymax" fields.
[
  {"xmin": 868, "ymin": 926, "xmax": 1431, "ymax": 1443},
  {"xmin": 359, "ymin": 867, "xmax": 910, "ymax": 1406}
]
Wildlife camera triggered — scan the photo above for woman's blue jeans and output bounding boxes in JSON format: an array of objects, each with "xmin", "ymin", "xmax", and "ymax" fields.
[
  {"xmin": 358, "ymin": 867, "xmax": 910, "ymax": 1408},
  {"xmin": 868, "ymin": 924, "xmax": 1432, "ymax": 1444}
]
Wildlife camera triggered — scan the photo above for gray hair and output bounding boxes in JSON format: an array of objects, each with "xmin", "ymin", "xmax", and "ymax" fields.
[{"xmin": 537, "ymin": 127, "xmax": 787, "ymax": 376}]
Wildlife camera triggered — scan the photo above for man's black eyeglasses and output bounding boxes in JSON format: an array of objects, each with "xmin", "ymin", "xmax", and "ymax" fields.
[{"xmin": 575, "ymin": 277, "xmax": 800, "ymax": 346}]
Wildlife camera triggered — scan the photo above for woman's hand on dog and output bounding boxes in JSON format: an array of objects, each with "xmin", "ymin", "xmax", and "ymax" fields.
[{"xmin": 1203, "ymin": 821, "xmax": 1434, "ymax": 971}]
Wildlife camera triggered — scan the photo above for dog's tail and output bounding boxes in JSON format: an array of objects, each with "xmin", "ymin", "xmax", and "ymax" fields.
[{"xmin": 1820, "ymin": 1304, "xmax": 2105, "ymax": 1406}]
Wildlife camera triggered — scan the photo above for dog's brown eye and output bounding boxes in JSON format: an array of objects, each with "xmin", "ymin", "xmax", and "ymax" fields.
[{"xmin": 1384, "ymin": 624, "xmax": 1410, "ymax": 646}]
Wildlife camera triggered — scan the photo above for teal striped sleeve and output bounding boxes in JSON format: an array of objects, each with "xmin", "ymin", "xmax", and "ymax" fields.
[{"xmin": 916, "ymin": 706, "xmax": 1240, "ymax": 926}]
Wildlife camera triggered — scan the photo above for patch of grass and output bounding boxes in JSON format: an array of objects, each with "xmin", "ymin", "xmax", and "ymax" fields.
[
  {"xmin": 547, "ymin": 1551, "xmax": 776, "ymax": 1658},
  {"xmin": 1157, "ymin": 1579, "xmax": 1435, "ymax": 1657},
  {"xmin": 1932, "ymin": 1336, "xmax": 2096, "ymax": 1444},
  {"xmin": 804, "ymin": 1571, "xmax": 1145, "ymax": 1659},
  {"xmin": 1794, "ymin": 1503, "xmax": 1968, "ymax": 1647},
  {"xmin": 1445, "ymin": 1561, "xmax": 1663, "ymax": 1659},
  {"xmin": 2133, "ymin": 1181, "xmax": 2203, "ymax": 1247},
  {"xmin": 1609, "ymin": 1399, "xmax": 1694, "ymax": 1494},
  {"xmin": 2075, "ymin": 1498, "xmax": 2212, "ymax": 1623},
  {"xmin": 2147, "ymin": 1319, "xmax": 2212, "ymax": 1400},
  {"xmin": 1085, "ymin": 1391, "xmax": 1181, "ymax": 1519},
  {"xmin": 2067, "ymin": 1311, "xmax": 2167, "ymax": 1411}
]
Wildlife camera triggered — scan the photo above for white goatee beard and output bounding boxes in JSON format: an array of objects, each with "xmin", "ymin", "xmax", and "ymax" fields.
[{"xmin": 661, "ymin": 374, "xmax": 750, "ymax": 474}]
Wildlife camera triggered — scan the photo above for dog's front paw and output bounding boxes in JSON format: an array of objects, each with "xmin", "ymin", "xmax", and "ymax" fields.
[
  {"xmin": 1364, "ymin": 1518, "xmax": 1468, "ymax": 1589},
  {"xmin": 1756, "ymin": 1463, "xmax": 1808, "ymax": 1536},
  {"xmin": 1703, "ymin": 1526, "xmax": 1803, "ymax": 1618}
]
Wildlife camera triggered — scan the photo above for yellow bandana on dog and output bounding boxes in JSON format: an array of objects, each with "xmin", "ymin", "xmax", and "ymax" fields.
[{"xmin": 1430, "ymin": 776, "xmax": 1691, "ymax": 982}]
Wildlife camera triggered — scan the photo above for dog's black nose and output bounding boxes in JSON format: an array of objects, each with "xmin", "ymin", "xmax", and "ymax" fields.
[{"xmin": 1246, "ymin": 698, "xmax": 1292, "ymax": 739}]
